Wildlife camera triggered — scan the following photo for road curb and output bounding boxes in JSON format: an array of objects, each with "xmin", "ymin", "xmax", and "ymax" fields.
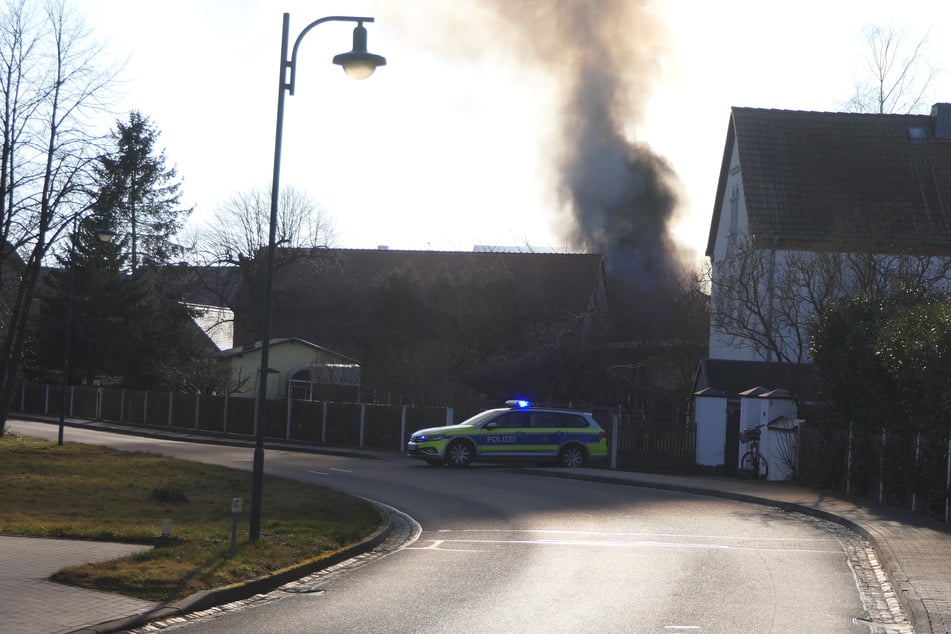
[{"xmin": 68, "ymin": 512, "xmax": 394, "ymax": 634}]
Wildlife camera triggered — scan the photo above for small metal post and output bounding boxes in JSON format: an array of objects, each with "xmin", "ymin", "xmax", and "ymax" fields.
[{"xmin": 230, "ymin": 497, "xmax": 243, "ymax": 556}]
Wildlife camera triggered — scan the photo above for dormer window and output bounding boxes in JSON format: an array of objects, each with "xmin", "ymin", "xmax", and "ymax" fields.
[{"xmin": 907, "ymin": 126, "xmax": 928, "ymax": 143}]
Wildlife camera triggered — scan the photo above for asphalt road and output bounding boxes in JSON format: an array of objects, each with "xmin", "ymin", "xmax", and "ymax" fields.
[{"xmin": 14, "ymin": 423, "xmax": 878, "ymax": 633}]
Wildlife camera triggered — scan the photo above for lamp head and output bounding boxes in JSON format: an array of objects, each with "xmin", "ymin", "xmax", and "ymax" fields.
[
  {"xmin": 96, "ymin": 227, "xmax": 116, "ymax": 243},
  {"xmin": 332, "ymin": 22, "xmax": 386, "ymax": 80},
  {"xmin": 90, "ymin": 216, "xmax": 115, "ymax": 243}
]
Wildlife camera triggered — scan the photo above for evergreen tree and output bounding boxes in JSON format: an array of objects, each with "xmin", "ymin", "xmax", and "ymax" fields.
[
  {"xmin": 92, "ymin": 111, "xmax": 191, "ymax": 271},
  {"xmin": 29, "ymin": 218, "xmax": 126, "ymax": 384},
  {"xmin": 31, "ymin": 220, "xmax": 198, "ymax": 388},
  {"xmin": 30, "ymin": 113, "xmax": 199, "ymax": 389}
]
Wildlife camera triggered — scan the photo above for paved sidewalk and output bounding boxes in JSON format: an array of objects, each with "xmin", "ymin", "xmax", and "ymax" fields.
[
  {"xmin": 0, "ymin": 536, "xmax": 155, "ymax": 634},
  {"xmin": 4, "ymin": 418, "xmax": 950, "ymax": 633}
]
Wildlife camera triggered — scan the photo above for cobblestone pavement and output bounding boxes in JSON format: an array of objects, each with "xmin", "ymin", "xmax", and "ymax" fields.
[{"xmin": 0, "ymin": 536, "xmax": 155, "ymax": 634}]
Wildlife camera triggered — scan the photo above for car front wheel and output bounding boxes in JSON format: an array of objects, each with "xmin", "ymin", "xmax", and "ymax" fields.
[
  {"xmin": 558, "ymin": 444, "xmax": 586, "ymax": 468},
  {"xmin": 446, "ymin": 440, "xmax": 474, "ymax": 467}
]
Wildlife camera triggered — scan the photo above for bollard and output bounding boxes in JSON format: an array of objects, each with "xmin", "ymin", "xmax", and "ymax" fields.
[
  {"xmin": 155, "ymin": 518, "xmax": 178, "ymax": 548},
  {"xmin": 230, "ymin": 497, "xmax": 243, "ymax": 556}
]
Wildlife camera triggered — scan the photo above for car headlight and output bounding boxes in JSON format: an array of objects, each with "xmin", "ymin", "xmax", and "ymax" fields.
[{"xmin": 412, "ymin": 433, "xmax": 448, "ymax": 442}]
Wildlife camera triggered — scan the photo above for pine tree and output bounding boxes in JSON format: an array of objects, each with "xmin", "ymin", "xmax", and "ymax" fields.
[
  {"xmin": 92, "ymin": 111, "xmax": 191, "ymax": 271},
  {"xmin": 29, "ymin": 218, "xmax": 126, "ymax": 384},
  {"xmin": 30, "ymin": 113, "xmax": 199, "ymax": 388}
]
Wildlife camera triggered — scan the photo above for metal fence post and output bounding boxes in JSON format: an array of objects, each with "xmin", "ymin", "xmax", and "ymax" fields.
[
  {"xmin": 168, "ymin": 392, "xmax": 174, "ymax": 428},
  {"xmin": 359, "ymin": 403, "xmax": 366, "ymax": 449},
  {"xmin": 445, "ymin": 407, "xmax": 453, "ymax": 426},
  {"xmin": 285, "ymin": 398, "xmax": 293, "ymax": 441},
  {"xmin": 194, "ymin": 394, "xmax": 200, "ymax": 431},
  {"xmin": 846, "ymin": 421, "xmax": 853, "ymax": 496},
  {"xmin": 879, "ymin": 428, "xmax": 886, "ymax": 504},
  {"xmin": 913, "ymin": 433, "xmax": 921, "ymax": 513},
  {"xmin": 400, "ymin": 405, "xmax": 407, "ymax": 451},
  {"xmin": 143, "ymin": 391, "xmax": 149, "ymax": 425},
  {"xmin": 611, "ymin": 414, "xmax": 619, "ymax": 470},
  {"xmin": 321, "ymin": 401, "xmax": 328, "ymax": 445},
  {"xmin": 945, "ymin": 434, "xmax": 950, "ymax": 524}
]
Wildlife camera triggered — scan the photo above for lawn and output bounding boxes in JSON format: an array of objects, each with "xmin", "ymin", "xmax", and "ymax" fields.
[{"xmin": 0, "ymin": 433, "xmax": 382, "ymax": 602}]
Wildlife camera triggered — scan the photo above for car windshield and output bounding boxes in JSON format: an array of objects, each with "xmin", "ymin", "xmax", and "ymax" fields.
[{"xmin": 456, "ymin": 408, "xmax": 508, "ymax": 427}]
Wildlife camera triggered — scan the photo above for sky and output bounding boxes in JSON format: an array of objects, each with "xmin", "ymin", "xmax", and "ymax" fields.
[{"xmin": 75, "ymin": 0, "xmax": 951, "ymax": 264}]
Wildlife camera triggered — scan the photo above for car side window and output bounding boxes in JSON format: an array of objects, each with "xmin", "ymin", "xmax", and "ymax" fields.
[
  {"xmin": 531, "ymin": 413, "xmax": 559, "ymax": 428},
  {"xmin": 491, "ymin": 412, "xmax": 530, "ymax": 429},
  {"xmin": 560, "ymin": 414, "xmax": 589, "ymax": 428}
]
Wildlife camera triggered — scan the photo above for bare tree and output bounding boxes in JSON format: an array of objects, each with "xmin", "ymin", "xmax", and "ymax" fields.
[
  {"xmin": 0, "ymin": 0, "xmax": 115, "ymax": 430},
  {"xmin": 184, "ymin": 186, "xmax": 337, "ymax": 346},
  {"xmin": 197, "ymin": 186, "xmax": 336, "ymax": 266},
  {"xmin": 709, "ymin": 230, "xmax": 951, "ymax": 366},
  {"xmin": 845, "ymin": 25, "xmax": 939, "ymax": 114}
]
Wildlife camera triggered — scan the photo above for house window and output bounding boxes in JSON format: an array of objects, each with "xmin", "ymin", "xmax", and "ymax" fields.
[
  {"xmin": 889, "ymin": 273, "xmax": 917, "ymax": 291},
  {"xmin": 725, "ymin": 185, "xmax": 741, "ymax": 262},
  {"xmin": 729, "ymin": 184, "xmax": 740, "ymax": 233}
]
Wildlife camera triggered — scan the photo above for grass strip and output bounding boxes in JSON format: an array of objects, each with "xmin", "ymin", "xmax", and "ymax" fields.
[{"xmin": 0, "ymin": 434, "xmax": 381, "ymax": 602}]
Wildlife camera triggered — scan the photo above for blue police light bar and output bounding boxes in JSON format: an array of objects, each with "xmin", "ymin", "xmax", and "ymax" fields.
[{"xmin": 505, "ymin": 399, "xmax": 532, "ymax": 408}]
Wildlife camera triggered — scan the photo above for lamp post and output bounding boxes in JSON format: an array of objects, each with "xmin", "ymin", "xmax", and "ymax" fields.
[
  {"xmin": 58, "ymin": 215, "xmax": 115, "ymax": 446},
  {"xmin": 249, "ymin": 14, "xmax": 386, "ymax": 542}
]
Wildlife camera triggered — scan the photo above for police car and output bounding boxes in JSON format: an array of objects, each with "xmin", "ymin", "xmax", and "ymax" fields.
[{"xmin": 407, "ymin": 400, "xmax": 608, "ymax": 468}]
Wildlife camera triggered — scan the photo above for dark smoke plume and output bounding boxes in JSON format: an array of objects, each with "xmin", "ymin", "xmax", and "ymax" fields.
[
  {"xmin": 384, "ymin": 1, "xmax": 688, "ymax": 290},
  {"xmin": 486, "ymin": 0, "xmax": 687, "ymax": 289}
]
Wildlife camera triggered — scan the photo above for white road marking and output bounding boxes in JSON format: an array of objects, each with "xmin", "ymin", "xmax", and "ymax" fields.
[
  {"xmin": 410, "ymin": 538, "xmax": 731, "ymax": 550},
  {"xmin": 330, "ymin": 467, "xmax": 353, "ymax": 473},
  {"xmin": 414, "ymin": 529, "xmax": 840, "ymax": 553},
  {"xmin": 409, "ymin": 540, "xmax": 487, "ymax": 553},
  {"xmin": 436, "ymin": 528, "xmax": 836, "ymax": 543},
  {"xmin": 305, "ymin": 469, "xmax": 331, "ymax": 476}
]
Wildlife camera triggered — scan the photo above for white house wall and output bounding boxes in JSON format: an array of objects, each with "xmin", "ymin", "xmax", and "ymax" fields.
[
  {"xmin": 737, "ymin": 393, "xmax": 798, "ymax": 481},
  {"xmin": 188, "ymin": 304, "xmax": 234, "ymax": 351},
  {"xmin": 709, "ymin": 142, "xmax": 757, "ymax": 361},
  {"xmin": 713, "ymin": 241, "xmax": 951, "ymax": 363}
]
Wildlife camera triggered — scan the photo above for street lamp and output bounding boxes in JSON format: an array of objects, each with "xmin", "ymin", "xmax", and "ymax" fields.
[
  {"xmin": 57, "ymin": 215, "xmax": 116, "ymax": 446},
  {"xmin": 249, "ymin": 14, "xmax": 386, "ymax": 542}
]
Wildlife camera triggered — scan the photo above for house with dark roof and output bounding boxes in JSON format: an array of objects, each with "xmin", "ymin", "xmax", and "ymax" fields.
[
  {"xmin": 708, "ymin": 103, "xmax": 951, "ymax": 363},
  {"xmin": 694, "ymin": 103, "xmax": 951, "ymax": 477},
  {"xmin": 227, "ymin": 248, "xmax": 609, "ymax": 404}
]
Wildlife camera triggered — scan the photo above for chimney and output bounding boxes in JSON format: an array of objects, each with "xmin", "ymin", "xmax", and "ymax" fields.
[{"xmin": 932, "ymin": 103, "xmax": 951, "ymax": 140}]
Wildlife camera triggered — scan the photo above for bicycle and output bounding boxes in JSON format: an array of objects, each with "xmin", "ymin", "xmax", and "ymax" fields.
[{"xmin": 739, "ymin": 423, "xmax": 769, "ymax": 480}]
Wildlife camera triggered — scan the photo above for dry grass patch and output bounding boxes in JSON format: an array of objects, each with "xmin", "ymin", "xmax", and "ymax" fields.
[{"xmin": 0, "ymin": 434, "xmax": 381, "ymax": 601}]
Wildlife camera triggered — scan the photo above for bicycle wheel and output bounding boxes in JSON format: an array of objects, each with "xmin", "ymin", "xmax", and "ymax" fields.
[{"xmin": 740, "ymin": 451, "xmax": 769, "ymax": 480}]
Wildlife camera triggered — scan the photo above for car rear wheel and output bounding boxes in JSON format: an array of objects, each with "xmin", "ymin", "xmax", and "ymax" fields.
[
  {"xmin": 446, "ymin": 440, "xmax": 474, "ymax": 467},
  {"xmin": 558, "ymin": 444, "xmax": 586, "ymax": 468}
]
